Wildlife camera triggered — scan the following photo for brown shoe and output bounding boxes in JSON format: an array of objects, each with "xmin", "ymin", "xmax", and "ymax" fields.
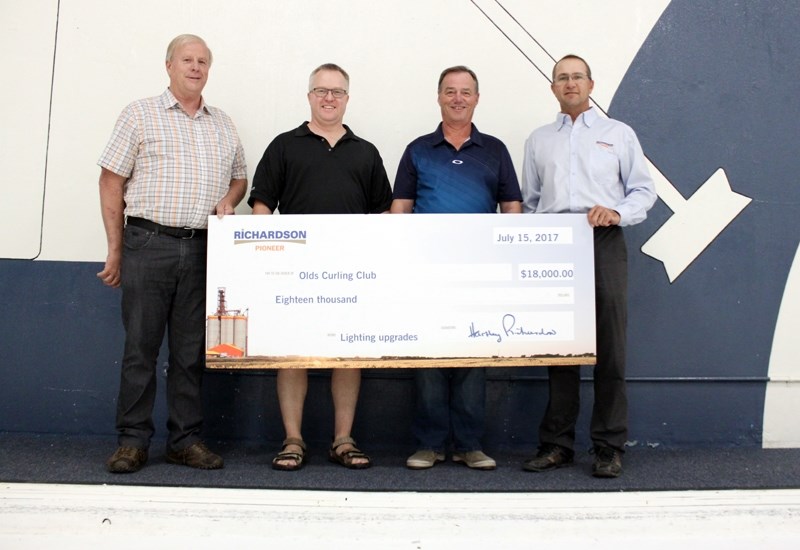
[
  {"xmin": 106, "ymin": 446, "xmax": 148, "ymax": 473},
  {"xmin": 522, "ymin": 444, "xmax": 574, "ymax": 472},
  {"xmin": 592, "ymin": 446, "xmax": 623, "ymax": 478},
  {"xmin": 166, "ymin": 441, "xmax": 224, "ymax": 470}
]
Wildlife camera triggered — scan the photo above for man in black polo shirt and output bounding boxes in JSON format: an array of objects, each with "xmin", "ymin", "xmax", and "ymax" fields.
[{"xmin": 248, "ymin": 63, "xmax": 392, "ymax": 471}]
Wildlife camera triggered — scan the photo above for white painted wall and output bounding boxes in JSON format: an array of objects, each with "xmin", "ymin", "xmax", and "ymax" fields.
[
  {"xmin": 764, "ymin": 243, "xmax": 800, "ymax": 448},
  {"xmin": 0, "ymin": 0, "xmax": 59, "ymax": 259},
  {"xmin": 0, "ymin": 0, "xmax": 667, "ymax": 261}
]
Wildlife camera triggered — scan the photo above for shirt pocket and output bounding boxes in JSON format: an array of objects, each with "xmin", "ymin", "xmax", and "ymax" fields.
[
  {"xmin": 205, "ymin": 124, "xmax": 239, "ymax": 179},
  {"xmin": 589, "ymin": 143, "xmax": 620, "ymax": 187},
  {"xmin": 139, "ymin": 128, "xmax": 193, "ymax": 173}
]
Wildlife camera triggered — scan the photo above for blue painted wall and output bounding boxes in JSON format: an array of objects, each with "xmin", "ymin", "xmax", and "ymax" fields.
[
  {"xmin": 613, "ymin": 0, "xmax": 800, "ymax": 444},
  {"xmin": 615, "ymin": 0, "xmax": 799, "ymax": 376},
  {"xmin": 0, "ymin": 258, "xmax": 767, "ymax": 449}
]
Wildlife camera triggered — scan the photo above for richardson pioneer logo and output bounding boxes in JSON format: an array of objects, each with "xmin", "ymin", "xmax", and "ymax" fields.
[{"xmin": 233, "ymin": 229, "xmax": 307, "ymax": 251}]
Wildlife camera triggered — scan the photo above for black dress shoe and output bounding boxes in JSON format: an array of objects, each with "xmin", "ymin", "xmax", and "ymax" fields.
[
  {"xmin": 522, "ymin": 444, "xmax": 574, "ymax": 472},
  {"xmin": 166, "ymin": 441, "xmax": 224, "ymax": 470},
  {"xmin": 592, "ymin": 446, "xmax": 623, "ymax": 478},
  {"xmin": 106, "ymin": 446, "xmax": 148, "ymax": 473}
]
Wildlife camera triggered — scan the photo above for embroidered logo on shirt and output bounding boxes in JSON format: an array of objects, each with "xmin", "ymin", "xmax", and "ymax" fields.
[{"xmin": 452, "ymin": 159, "xmax": 464, "ymax": 165}]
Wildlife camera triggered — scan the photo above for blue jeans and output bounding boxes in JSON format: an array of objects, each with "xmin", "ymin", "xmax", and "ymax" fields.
[
  {"xmin": 412, "ymin": 367, "xmax": 486, "ymax": 452},
  {"xmin": 116, "ymin": 224, "xmax": 208, "ymax": 452}
]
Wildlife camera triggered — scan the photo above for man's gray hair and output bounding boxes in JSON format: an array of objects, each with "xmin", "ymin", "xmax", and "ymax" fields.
[{"xmin": 166, "ymin": 34, "xmax": 213, "ymax": 65}]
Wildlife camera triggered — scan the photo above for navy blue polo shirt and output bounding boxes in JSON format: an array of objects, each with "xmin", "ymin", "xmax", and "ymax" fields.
[{"xmin": 393, "ymin": 123, "xmax": 521, "ymax": 213}]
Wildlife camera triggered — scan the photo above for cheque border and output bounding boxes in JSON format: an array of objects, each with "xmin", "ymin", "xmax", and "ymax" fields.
[{"xmin": 206, "ymin": 355, "xmax": 596, "ymax": 370}]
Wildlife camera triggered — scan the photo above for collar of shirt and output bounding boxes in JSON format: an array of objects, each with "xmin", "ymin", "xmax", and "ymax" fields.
[
  {"xmin": 430, "ymin": 122, "xmax": 485, "ymax": 149},
  {"xmin": 555, "ymin": 106, "xmax": 598, "ymax": 131},
  {"xmin": 296, "ymin": 121, "xmax": 359, "ymax": 143},
  {"xmin": 160, "ymin": 88, "xmax": 210, "ymax": 117}
]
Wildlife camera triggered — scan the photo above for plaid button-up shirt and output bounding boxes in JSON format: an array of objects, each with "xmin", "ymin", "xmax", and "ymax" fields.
[{"xmin": 98, "ymin": 88, "xmax": 247, "ymax": 229}]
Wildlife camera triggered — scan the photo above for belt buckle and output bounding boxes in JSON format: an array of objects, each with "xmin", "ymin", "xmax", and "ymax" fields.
[{"xmin": 181, "ymin": 227, "xmax": 195, "ymax": 239}]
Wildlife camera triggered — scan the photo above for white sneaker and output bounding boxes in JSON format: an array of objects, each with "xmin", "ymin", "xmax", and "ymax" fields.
[
  {"xmin": 406, "ymin": 450, "xmax": 445, "ymax": 469},
  {"xmin": 452, "ymin": 450, "xmax": 496, "ymax": 470}
]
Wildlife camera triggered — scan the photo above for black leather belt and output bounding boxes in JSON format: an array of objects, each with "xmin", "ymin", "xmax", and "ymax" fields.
[{"xmin": 126, "ymin": 216, "xmax": 206, "ymax": 239}]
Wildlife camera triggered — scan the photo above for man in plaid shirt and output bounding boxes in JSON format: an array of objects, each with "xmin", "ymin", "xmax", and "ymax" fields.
[{"xmin": 97, "ymin": 34, "xmax": 247, "ymax": 473}]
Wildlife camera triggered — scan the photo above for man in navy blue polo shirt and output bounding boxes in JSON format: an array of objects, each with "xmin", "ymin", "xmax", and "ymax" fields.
[{"xmin": 391, "ymin": 65, "xmax": 522, "ymax": 470}]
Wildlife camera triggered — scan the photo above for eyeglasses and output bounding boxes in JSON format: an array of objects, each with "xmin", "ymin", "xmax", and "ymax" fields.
[
  {"xmin": 310, "ymin": 87, "xmax": 348, "ymax": 98},
  {"xmin": 554, "ymin": 73, "xmax": 589, "ymax": 84}
]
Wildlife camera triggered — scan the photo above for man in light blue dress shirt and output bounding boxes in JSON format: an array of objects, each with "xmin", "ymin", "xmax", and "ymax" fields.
[{"xmin": 521, "ymin": 54, "xmax": 656, "ymax": 478}]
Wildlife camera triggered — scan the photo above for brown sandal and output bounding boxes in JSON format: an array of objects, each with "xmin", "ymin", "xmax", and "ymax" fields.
[
  {"xmin": 272, "ymin": 437, "xmax": 306, "ymax": 471},
  {"xmin": 328, "ymin": 436, "xmax": 371, "ymax": 469}
]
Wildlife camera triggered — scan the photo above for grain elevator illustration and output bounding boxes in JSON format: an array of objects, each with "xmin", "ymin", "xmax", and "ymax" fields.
[{"xmin": 206, "ymin": 287, "xmax": 248, "ymax": 358}]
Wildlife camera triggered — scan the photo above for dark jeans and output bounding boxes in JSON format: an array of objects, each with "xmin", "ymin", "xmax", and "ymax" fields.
[
  {"xmin": 538, "ymin": 226, "xmax": 629, "ymax": 452},
  {"xmin": 412, "ymin": 367, "xmax": 486, "ymax": 452},
  {"xmin": 116, "ymin": 224, "xmax": 208, "ymax": 452}
]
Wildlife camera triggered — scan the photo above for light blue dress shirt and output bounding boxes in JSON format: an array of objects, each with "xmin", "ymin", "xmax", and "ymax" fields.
[{"xmin": 521, "ymin": 107, "xmax": 656, "ymax": 226}]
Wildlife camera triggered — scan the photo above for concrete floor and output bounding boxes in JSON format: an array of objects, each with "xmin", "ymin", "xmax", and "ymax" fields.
[{"xmin": 2, "ymin": 483, "xmax": 799, "ymax": 548}]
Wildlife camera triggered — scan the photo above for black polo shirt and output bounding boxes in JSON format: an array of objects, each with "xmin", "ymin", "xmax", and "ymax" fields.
[{"xmin": 247, "ymin": 122, "xmax": 392, "ymax": 214}]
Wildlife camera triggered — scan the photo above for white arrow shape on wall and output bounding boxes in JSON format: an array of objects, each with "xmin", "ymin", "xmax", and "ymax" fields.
[
  {"xmin": 470, "ymin": 0, "xmax": 752, "ymax": 282},
  {"xmin": 642, "ymin": 165, "xmax": 751, "ymax": 282}
]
